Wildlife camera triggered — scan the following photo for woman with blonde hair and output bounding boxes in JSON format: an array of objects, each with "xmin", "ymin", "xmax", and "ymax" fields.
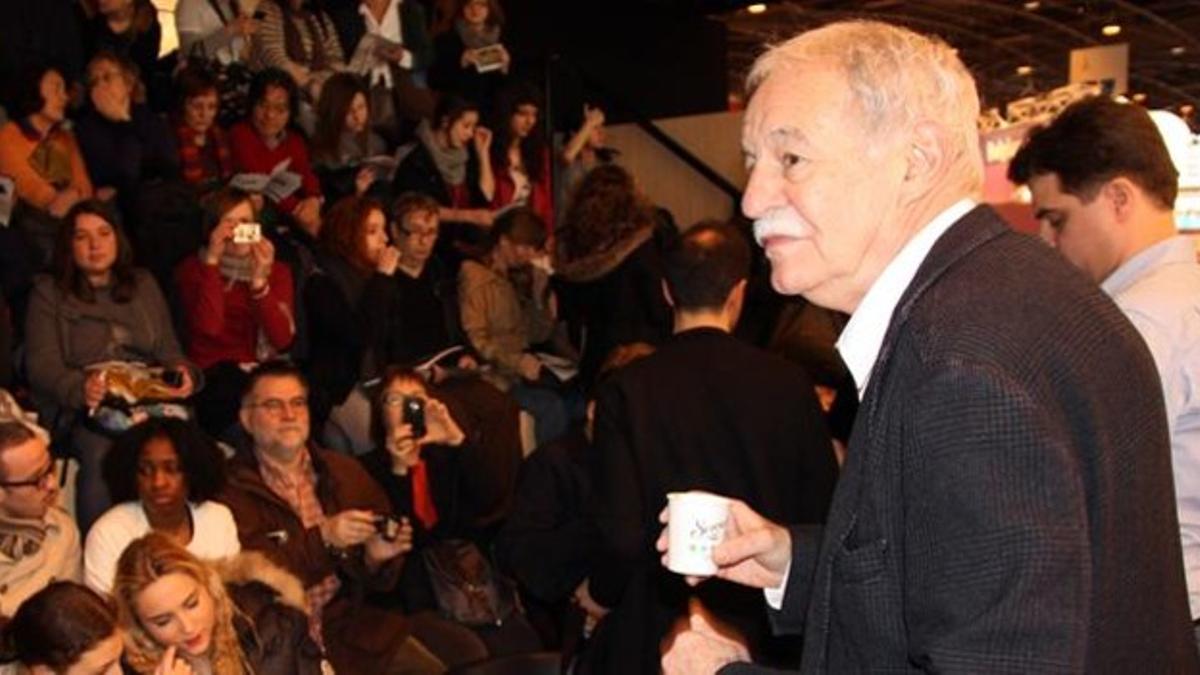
[{"xmin": 112, "ymin": 532, "xmax": 326, "ymax": 675}]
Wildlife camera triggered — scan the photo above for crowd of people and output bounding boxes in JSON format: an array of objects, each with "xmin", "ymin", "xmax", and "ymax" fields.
[{"xmin": 0, "ymin": 4, "xmax": 1198, "ymax": 675}]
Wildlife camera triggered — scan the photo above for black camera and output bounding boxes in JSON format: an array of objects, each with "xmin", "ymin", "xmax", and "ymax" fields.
[
  {"xmin": 374, "ymin": 514, "xmax": 402, "ymax": 541},
  {"xmin": 403, "ymin": 396, "xmax": 426, "ymax": 439}
]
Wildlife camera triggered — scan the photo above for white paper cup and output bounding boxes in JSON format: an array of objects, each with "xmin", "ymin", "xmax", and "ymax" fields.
[{"xmin": 667, "ymin": 491, "xmax": 731, "ymax": 576}]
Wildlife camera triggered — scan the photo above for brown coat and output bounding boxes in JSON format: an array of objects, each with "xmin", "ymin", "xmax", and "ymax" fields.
[{"xmin": 216, "ymin": 445, "xmax": 408, "ymax": 674}]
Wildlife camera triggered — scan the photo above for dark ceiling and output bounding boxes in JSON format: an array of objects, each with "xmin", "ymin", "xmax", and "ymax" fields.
[{"xmin": 708, "ymin": 0, "xmax": 1200, "ymax": 121}]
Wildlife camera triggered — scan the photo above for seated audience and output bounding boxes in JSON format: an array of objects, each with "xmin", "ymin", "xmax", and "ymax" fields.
[
  {"xmin": 172, "ymin": 66, "xmax": 234, "ymax": 190},
  {"xmin": 392, "ymin": 94, "xmax": 495, "ymax": 268},
  {"xmin": 459, "ymin": 207, "xmax": 574, "ymax": 446},
  {"xmin": 305, "ymin": 195, "xmax": 400, "ymax": 453},
  {"xmin": 24, "ymin": 200, "xmax": 198, "ymax": 531},
  {"xmin": 428, "ymin": 0, "xmax": 509, "ymax": 109},
  {"xmin": 496, "ymin": 342, "xmax": 654, "ymax": 649},
  {"xmin": 0, "ymin": 419, "xmax": 81, "ymax": 618},
  {"xmin": 311, "ymin": 72, "xmax": 389, "ymax": 203},
  {"xmin": 85, "ymin": 418, "xmax": 241, "ymax": 594},
  {"xmin": 0, "ymin": 581, "xmax": 122, "ymax": 673},
  {"xmin": 489, "ymin": 83, "xmax": 552, "ymax": 229},
  {"xmin": 555, "ymin": 164, "xmax": 673, "ymax": 387},
  {"xmin": 81, "ymin": 0, "xmax": 162, "ymax": 101},
  {"xmin": 176, "ymin": 188, "xmax": 295, "ymax": 438},
  {"xmin": 75, "ymin": 51, "xmax": 180, "ymax": 214},
  {"xmin": 217, "ymin": 360, "xmax": 488, "ymax": 673},
  {"xmin": 0, "ymin": 64, "xmax": 93, "ymax": 265},
  {"xmin": 359, "ymin": 367, "xmax": 542, "ymax": 655},
  {"xmin": 229, "ymin": 68, "xmax": 324, "ymax": 238},
  {"xmin": 329, "ymin": 0, "xmax": 435, "ymax": 143},
  {"xmin": 251, "ymin": 0, "xmax": 345, "ymax": 105},
  {"xmin": 113, "ymin": 533, "xmax": 327, "ymax": 674}
]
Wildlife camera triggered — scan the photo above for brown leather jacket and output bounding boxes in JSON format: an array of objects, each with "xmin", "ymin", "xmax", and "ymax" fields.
[{"xmin": 217, "ymin": 444, "xmax": 408, "ymax": 673}]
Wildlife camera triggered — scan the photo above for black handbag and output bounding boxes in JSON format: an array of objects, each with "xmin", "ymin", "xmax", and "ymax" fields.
[{"xmin": 421, "ymin": 539, "xmax": 520, "ymax": 626}]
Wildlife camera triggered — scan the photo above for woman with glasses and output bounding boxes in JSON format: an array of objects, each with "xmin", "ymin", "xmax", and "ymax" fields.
[
  {"xmin": 84, "ymin": 418, "xmax": 240, "ymax": 595},
  {"xmin": 24, "ymin": 200, "xmax": 199, "ymax": 532},
  {"xmin": 175, "ymin": 187, "xmax": 295, "ymax": 440}
]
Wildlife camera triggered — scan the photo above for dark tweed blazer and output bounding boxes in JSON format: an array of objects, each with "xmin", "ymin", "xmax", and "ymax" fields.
[{"xmin": 726, "ymin": 205, "xmax": 1198, "ymax": 674}]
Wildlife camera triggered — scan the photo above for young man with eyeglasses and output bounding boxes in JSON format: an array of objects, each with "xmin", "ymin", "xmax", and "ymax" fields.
[
  {"xmin": 216, "ymin": 359, "xmax": 488, "ymax": 673},
  {"xmin": 0, "ymin": 419, "xmax": 81, "ymax": 618}
]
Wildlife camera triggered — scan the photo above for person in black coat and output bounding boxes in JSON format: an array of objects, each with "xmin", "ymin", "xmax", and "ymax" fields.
[
  {"xmin": 664, "ymin": 21, "xmax": 1196, "ymax": 674},
  {"xmin": 585, "ymin": 222, "xmax": 838, "ymax": 674},
  {"xmin": 555, "ymin": 164, "xmax": 673, "ymax": 388}
]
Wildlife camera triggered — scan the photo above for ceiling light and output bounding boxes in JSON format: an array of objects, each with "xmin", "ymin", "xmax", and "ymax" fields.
[
  {"xmin": 1016, "ymin": 65, "xmax": 1034, "ymax": 76},
  {"xmin": 1023, "ymin": 1, "xmax": 1040, "ymax": 9},
  {"xmin": 1171, "ymin": 46, "xmax": 1187, "ymax": 56},
  {"xmin": 747, "ymin": 3, "xmax": 767, "ymax": 13},
  {"xmin": 1102, "ymin": 24, "xmax": 1122, "ymax": 37}
]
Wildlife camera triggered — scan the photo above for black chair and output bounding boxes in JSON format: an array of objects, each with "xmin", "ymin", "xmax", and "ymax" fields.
[{"xmin": 447, "ymin": 651, "xmax": 562, "ymax": 675}]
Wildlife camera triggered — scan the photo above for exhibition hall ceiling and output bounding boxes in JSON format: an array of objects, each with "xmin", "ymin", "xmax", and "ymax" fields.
[{"xmin": 711, "ymin": 0, "xmax": 1199, "ymax": 117}]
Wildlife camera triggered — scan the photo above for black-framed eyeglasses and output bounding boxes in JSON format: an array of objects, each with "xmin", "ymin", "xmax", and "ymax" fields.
[
  {"xmin": 246, "ymin": 396, "xmax": 309, "ymax": 416},
  {"xmin": 0, "ymin": 460, "xmax": 58, "ymax": 490}
]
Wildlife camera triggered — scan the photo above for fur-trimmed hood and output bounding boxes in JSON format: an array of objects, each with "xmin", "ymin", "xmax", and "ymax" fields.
[
  {"xmin": 555, "ymin": 224, "xmax": 655, "ymax": 283},
  {"xmin": 211, "ymin": 551, "xmax": 309, "ymax": 616}
]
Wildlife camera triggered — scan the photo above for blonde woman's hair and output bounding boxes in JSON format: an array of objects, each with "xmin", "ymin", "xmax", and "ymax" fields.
[
  {"xmin": 748, "ymin": 20, "xmax": 983, "ymax": 195},
  {"xmin": 112, "ymin": 533, "xmax": 252, "ymax": 675}
]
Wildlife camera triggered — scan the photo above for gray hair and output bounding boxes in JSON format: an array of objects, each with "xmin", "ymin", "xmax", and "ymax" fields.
[{"xmin": 748, "ymin": 20, "xmax": 983, "ymax": 192}]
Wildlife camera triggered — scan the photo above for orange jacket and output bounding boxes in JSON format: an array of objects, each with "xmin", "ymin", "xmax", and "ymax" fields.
[{"xmin": 0, "ymin": 120, "xmax": 93, "ymax": 210}]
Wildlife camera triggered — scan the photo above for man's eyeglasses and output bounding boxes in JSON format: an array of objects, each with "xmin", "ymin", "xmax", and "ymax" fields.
[
  {"xmin": 0, "ymin": 460, "xmax": 58, "ymax": 490},
  {"xmin": 247, "ymin": 396, "xmax": 309, "ymax": 416}
]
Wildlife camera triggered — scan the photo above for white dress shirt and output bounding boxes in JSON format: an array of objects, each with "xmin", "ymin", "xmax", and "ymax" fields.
[
  {"xmin": 360, "ymin": 0, "xmax": 412, "ymax": 88},
  {"xmin": 765, "ymin": 198, "xmax": 977, "ymax": 609},
  {"xmin": 1100, "ymin": 235, "xmax": 1200, "ymax": 618}
]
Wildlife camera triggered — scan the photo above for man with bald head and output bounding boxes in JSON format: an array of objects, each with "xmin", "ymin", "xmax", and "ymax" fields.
[{"xmin": 660, "ymin": 20, "xmax": 1196, "ymax": 673}]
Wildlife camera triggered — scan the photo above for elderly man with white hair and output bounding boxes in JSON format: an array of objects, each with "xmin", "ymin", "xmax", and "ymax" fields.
[{"xmin": 659, "ymin": 20, "xmax": 1197, "ymax": 673}]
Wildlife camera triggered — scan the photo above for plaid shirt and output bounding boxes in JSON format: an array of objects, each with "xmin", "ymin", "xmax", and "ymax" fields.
[
  {"xmin": 174, "ymin": 121, "xmax": 233, "ymax": 188},
  {"xmin": 257, "ymin": 447, "xmax": 340, "ymax": 647}
]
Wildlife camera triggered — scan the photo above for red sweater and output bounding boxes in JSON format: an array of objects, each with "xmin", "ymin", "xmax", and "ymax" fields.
[
  {"xmin": 227, "ymin": 121, "xmax": 321, "ymax": 213},
  {"xmin": 175, "ymin": 256, "xmax": 295, "ymax": 369},
  {"xmin": 491, "ymin": 148, "xmax": 553, "ymax": 232}
]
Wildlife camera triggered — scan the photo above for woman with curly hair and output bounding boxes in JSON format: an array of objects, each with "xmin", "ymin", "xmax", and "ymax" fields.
[
  {"xmin": 555, "ymin": 164, "xmax": 672, "ymax": 386},
  {"xmin": 84, "ymin": 418, "xmax": 240, "ymax": 595},
  {"xmin": 113, "ymin": 533, "xmax": 326, "ymax": 675}
]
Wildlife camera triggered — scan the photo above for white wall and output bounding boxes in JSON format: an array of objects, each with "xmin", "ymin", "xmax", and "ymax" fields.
[{"xmin": 603, "ymin": 110, "xmax": 747, "ymax": 228}]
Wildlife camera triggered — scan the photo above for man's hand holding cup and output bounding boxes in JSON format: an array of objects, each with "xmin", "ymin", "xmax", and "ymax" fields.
[{"xmin": 657, "ymin": 495, "xmax": 792, "ymax": 590}]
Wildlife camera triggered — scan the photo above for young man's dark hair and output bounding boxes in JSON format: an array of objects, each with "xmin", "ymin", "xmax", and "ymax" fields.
[
  {"xmin": 663, "ymin": 220, "xmax": 751, "ymax": 311},
  {"xmin": 1008, "ymin": 96, "xmax": 1179, "ymax": 209},
  {"xmin": 487, "ymin": 205, "xmax": 547, "ymax": 250},
  {"xmin": 246, "ymin": 68, "xmax": 301, "ymax": 125}
]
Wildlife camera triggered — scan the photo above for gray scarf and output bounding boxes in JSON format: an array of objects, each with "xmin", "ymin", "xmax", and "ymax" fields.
[
  {"xmin": 455, "ymin": 17, "xmax": 500, "ymax": 49},
  {"xmin": 200, "ymin": 246, "xmax": 256, "ymax": 284},
  {"xmin": 417, "ymin": 119, "xmax": 468, "ymax": 186}
]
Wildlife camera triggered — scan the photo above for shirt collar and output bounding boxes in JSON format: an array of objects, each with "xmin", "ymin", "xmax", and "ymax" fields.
[
  {"xmin": 1100, "ymin": 235, "xmax": 1197, "ymax": 298},
  {"xmin": 256, "ymin": 445, "xmax": 315, "ymax": 488},
  {"xmin": 837, "ymin": 198, "xmax": 977, "ymax": 399}
]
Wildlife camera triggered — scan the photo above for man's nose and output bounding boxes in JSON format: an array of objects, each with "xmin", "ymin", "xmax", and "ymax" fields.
[{"xmin": 741, "ymin": 163, "xmax": 784, "ymax": 220}]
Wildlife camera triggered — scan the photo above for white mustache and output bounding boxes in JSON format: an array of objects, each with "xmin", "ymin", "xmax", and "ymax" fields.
[{"xmin": 752, "ymin": 210, "xmax": 809, "ymax": 246}]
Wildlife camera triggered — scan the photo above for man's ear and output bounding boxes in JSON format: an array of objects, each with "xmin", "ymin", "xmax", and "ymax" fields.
[
  {"xmin": 1101, "ymin": 177, "xmax": 1138, "ymax": 223},
  {"xmin": 724, "ymin": 278, "xmax": 748, "ymax": 325},
  {"xmin": 661, "ymin": 279, "xmax": 676, "ymax": 308},
  {"xmin": 900, "ymin": 121, "xmax": 949, "ymax": 196},
  {"xmin": 238, "ymin": 402, "xmax": 252, "ymax": 434}
]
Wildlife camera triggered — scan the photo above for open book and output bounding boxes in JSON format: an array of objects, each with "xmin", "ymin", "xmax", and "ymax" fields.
[
  {"xmin": 230, "ymin": 158, "xmax": 303, "ymax": 203},
  {"xmin": 472, "ymin": 44, "xmax": 506, "ymax": 73},
  {"xmin": 346, "ymin": 33, "xmax": 404, "ymax": 75},
  {"xmin": 358, "ymin": 147, "xmax": 406, "ymax": 182}
]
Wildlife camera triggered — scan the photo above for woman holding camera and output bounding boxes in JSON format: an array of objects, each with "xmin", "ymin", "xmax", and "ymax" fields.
[
  {"xmin": 25, "ymin": 199, "xmax": 198, "ymax": 532},
  {"xmin": 175, "ymin": 187, "xmax": 295, "ymax": 438},
  {"xmin": 360, "ymin": 366, "xmax": 542, "ymax": 656}
]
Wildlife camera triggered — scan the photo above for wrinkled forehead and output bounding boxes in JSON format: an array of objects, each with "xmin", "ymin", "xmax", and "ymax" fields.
[
  {"xmin": 249, "ymin": 374, "xmax": 306, "ymax": 401},
  {"xmin": 741, "ymin": 65, "xmax": 858, "ymax": 152}
]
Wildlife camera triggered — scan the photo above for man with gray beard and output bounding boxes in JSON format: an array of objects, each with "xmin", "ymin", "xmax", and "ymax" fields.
[{"xmin": 658, "ymin": 20, "xmax": 1197, "ymax": 674}]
